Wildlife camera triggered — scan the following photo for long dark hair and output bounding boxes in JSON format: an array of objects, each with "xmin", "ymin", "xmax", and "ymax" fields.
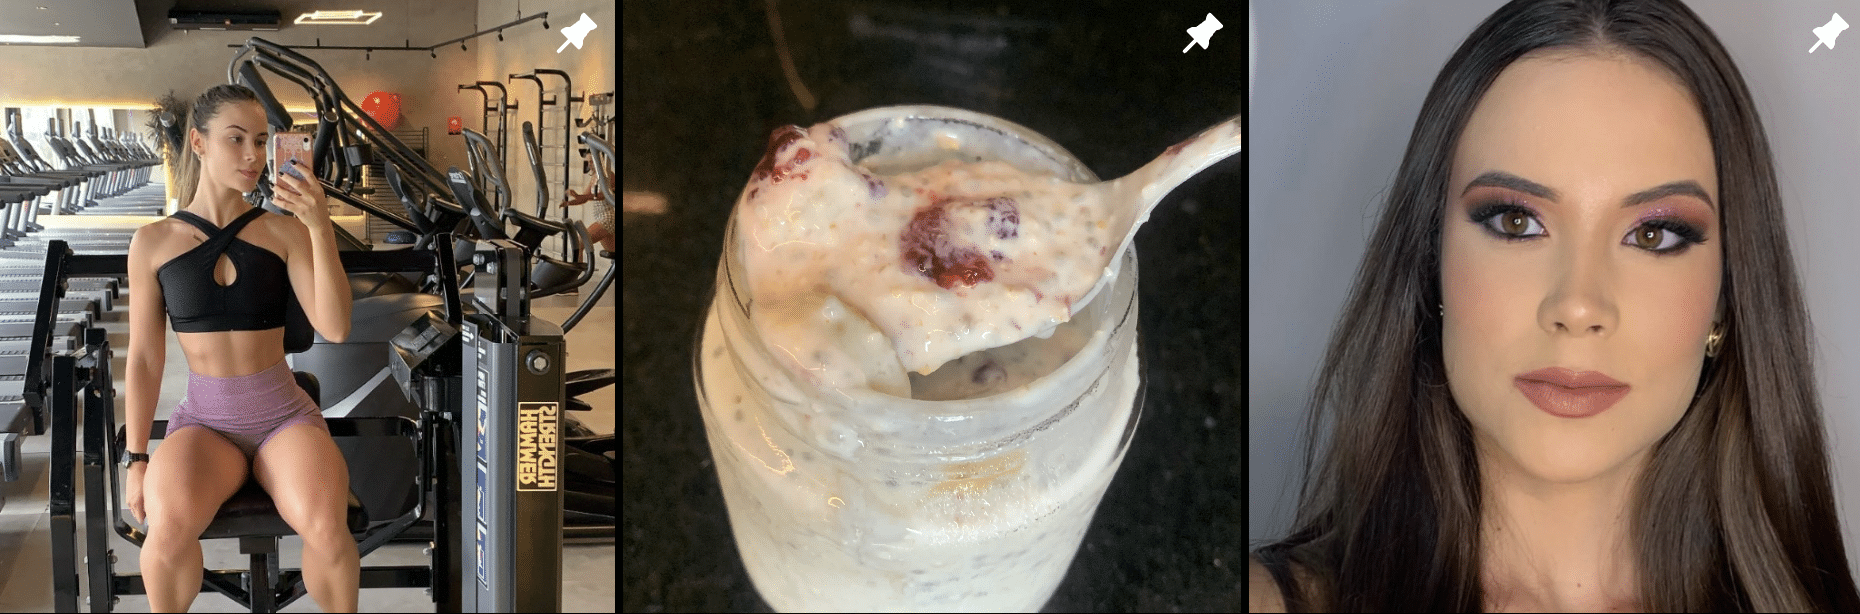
[{"xmin": 1250, "ymin": 0, "xmax": 1860, "ymax": 611}]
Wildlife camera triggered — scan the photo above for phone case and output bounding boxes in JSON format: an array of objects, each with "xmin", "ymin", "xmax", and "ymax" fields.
[{"xmin": 270, "ymin": 132, "xmax": 313, "ymax": 184}]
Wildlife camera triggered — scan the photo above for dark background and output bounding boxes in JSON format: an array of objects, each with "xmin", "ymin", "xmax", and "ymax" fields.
[{"xmin": 621, "ymin": 1, "xmax": 1243, "ymax": 611}]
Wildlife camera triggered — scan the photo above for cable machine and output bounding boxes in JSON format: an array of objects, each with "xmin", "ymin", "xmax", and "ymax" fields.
[{"xmin": 577, "ymin": 92, "xmax": 612, "ymax": 173}]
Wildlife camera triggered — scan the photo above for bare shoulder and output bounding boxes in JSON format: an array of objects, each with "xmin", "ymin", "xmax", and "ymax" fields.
[
  {"xmin": 130, "ymin": 218, "xmax": 186, "ymax": 262},
  {"xmin": 133, "ymin": 216, "xmax": 180, "ymax": 241},
  {"xmin": 1250, "ymin": 554, "xmax": 1287, "ymax": 613}
]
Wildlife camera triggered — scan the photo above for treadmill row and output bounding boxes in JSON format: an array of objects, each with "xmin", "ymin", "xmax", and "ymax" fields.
[{"xmin": 0, "ymin": 154, "xmax": 158, "ymax": 506}]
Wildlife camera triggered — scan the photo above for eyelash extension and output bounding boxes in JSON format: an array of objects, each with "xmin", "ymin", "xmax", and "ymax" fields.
[
  {"xmin": 1632, "ymin": 218, "xmax": 1709, "ymax": 255},
  {"xmin": 1468, "ymin": 201, "xmax": 1540, "ymax": 243},
  {"xmin": 1467, "ymin": 200, "xmax": 1709, "ymax": 256}
]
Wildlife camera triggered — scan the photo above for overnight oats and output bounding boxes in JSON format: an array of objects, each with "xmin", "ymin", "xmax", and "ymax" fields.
[{"xmin": 693, "ymin": 106, "xmax": 1148, "ymax": 612}]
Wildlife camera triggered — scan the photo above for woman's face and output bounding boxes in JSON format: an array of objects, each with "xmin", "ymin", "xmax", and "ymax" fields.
[
  {"xmin": 1441, "ymin": 51, "xmax": 1722, "ymax": 485},
  {"xmin": 189, "ymin": 101, "xmax": 268, "ymax": 195}
]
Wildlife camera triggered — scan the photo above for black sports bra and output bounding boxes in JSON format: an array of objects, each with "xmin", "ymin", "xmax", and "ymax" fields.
[{"xmin": 157, "ymin": 207, "xmax": 293, "ymax": 333}]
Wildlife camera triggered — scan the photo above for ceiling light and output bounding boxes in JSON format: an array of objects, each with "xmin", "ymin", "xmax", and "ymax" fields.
[
  {"xmin": 0, "ymin": 35, "xmax": 80, "ymax": 44},
  {"xmin": 295, "ymin": 10, "xmax": 382, "ymax": 26}
]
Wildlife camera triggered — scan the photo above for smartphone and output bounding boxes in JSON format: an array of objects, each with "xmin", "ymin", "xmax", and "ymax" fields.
[{"xmin": 269, "ymin": 131, "xmax": 313, "ymax": 186}]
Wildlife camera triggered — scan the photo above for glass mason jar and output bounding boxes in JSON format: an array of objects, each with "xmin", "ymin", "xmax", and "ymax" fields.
[{"xmin": 693, "ymin": 105, "xmax": 1146, "ymax": 612}]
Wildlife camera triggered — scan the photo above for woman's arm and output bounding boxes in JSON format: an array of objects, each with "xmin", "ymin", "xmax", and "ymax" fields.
[
  {"xmin": 124, "ymin": 225, "xmax": 167, "ymax": 457},
  {"xmin": 560, "ymin": 189, "xmax": 596, "ymax": 207},
  {"xmin": 560, "ymin": 173, "xmax": 614, "ymax": 208},
  {"xmin": 274, "ymin": 161, "xmax": 352, "ymax": 342},
  {"xmin": 286, "ymin": 221, "xmax": 352, "ymax": 342}
]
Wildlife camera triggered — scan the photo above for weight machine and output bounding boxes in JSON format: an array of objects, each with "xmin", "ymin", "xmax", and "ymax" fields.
[
  {"xmin": 217, "ymin": 36, "xmax": 614, "ymax": 544},
  {"xmin": 35, "ymin": 234, "xmax": 577, "ymax": 611}
]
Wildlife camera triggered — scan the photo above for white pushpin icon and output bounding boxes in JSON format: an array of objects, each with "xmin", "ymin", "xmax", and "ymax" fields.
[
  {"xmin": 1811, "ymin": 13, "xmax": 1846, "ymax": 53},
  {"xmin": 557, "ymin": 13, "xmax": 598, "ymax": 54},
  {"xmin": 1183, "ymin": 13, "xmax": 1222, "ymax": 53}
]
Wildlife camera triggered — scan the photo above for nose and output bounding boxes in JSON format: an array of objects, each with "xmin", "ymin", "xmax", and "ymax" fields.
[{"xmin": 1539, "ymin": 250, "xmax": 1617, "ymax": 337}]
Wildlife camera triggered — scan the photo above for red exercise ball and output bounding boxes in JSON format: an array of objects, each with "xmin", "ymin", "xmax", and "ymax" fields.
[{"xmin": 362, "ymin": 92, "xmax": 402, "ymax": 130}]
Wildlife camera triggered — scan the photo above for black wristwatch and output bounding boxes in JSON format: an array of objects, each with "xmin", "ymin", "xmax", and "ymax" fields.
[{"xmin": 119, "ymin": 449, "xmax": 149, "ymax": 469}]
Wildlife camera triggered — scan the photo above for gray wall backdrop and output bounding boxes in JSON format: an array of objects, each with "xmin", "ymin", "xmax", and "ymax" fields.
[{"xmin": 1248, "ymin": 0, "xmax": 1860, "ymax": 575}]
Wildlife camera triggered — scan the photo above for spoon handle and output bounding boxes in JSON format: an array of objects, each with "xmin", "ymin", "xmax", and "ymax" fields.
[
  {"xmin": 1120, "ymin": 114, "xmax": 1243, "ymax": 227},
  {"xmin": 1072, "ymin": 115, "xmax": 1243, "ymax": 317}
]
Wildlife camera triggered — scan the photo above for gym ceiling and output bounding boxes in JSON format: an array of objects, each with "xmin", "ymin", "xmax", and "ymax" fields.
[{"xmin": 0, "ymin": 1, "xmax": 391, "ymax": 49}]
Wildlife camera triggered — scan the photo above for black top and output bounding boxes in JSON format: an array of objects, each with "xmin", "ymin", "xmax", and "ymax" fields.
[{"xmin": 157, "ymin": 207, "xmax": 292, "ymax": 333}]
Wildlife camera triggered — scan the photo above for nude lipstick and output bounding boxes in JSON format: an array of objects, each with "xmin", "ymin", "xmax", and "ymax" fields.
[{"xmin": 1513, "ymin": 367, "xmax": 1630, "ymax": 419}]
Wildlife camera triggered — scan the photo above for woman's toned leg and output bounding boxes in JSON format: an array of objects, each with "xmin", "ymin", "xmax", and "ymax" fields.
[
  {"xmin": 253, "ymin": 423, "xmax": 359, "ymax": 613},
  {"xmin": 141, "ymin": 426, "xmax": 251, "ymax": 612},
  {"xmin": 589, "ymin": 221, "xmax": 614, "ymax": 253}
]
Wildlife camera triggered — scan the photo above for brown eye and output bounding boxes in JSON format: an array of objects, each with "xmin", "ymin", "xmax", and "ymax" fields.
[
  {"xmin": 1633, "ymin": 226, "xmax": 1661, "ymax": 250},
  {"xmin": 1503, "ymin": 213, "xmax": 1529, "ymax": 235},
  {"xmin": 1471, "ymin": 203, "xmax": 1546, "ymax": 240},
  {"xmin": 1622, "ymin": 219, "xmax": 1705, "ymax": 254}
]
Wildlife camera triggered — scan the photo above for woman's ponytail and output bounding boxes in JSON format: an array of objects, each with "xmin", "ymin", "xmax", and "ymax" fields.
[{"xmin": 145, "ymin": 85, "xmax": 259, "ymax": 210}]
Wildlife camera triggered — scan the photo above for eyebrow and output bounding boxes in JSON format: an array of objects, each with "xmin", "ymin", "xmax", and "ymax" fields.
[
  {"xmin": 225, "ymin": 125, "xmax": 269, "ymax": 136},
  {"xmin": 1461, "ymin": 170, "xmax": 1715, "ymax": 212}
]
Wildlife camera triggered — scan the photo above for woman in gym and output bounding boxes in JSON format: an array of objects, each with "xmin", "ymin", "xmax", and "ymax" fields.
[
  {"xmin": 127, "ymin": 84, "xmax": 357, "ymax": 612},
  {"xmin": 559, "ymin": 163, "xmax": 615, "ymax": 253}
]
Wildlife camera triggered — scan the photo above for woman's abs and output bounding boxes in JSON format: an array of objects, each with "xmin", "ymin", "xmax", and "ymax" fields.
[{"xmin": 176, "ymin": 328, "xmax": 289, "ymax": 377}]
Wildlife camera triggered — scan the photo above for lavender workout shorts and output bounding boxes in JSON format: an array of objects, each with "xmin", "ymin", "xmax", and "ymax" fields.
[{"xmin": 164, "ymin": 359, "xmax": 328, "ymax": 460}]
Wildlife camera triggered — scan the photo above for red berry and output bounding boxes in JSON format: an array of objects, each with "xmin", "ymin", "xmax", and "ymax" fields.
[
  {"xmin": 935, "ymin": 252, "xmax": 993, "ymax": 289},
  {"xmin": 751, "ymin": 126, "xmax": 808, "ymax": 182},
  {"xmin": 900, "ymin": 202, "xmax": 995, "ymax": 290}
]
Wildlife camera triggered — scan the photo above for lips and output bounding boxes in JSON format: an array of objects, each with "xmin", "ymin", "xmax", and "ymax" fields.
[{"xmin": 1513, "ymin": 367, "xmax": 1630, "ymax": 419}]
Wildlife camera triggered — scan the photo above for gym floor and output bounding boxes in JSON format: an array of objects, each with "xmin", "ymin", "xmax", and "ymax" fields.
[{"xmin": 0, "ymin": 216, "xmax": 615, "ymax": 612}]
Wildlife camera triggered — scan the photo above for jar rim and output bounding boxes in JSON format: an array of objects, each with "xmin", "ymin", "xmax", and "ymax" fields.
[{"xmin": 825, "ymin": 104, "xmax": 1099, "ymax": 184}]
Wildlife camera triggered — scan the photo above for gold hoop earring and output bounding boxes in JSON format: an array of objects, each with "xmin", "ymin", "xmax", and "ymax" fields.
[{"xmin": 1705, "ymin": 322, "xmax": 1724, "ymax": 358}]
